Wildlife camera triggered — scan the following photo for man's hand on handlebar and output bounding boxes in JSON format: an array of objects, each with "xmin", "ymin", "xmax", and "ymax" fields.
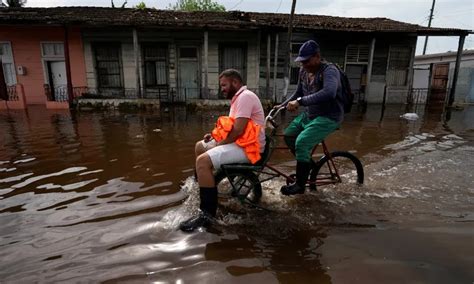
[{"xmin": 286, "ymin": 100, "xmax": 300, "ymax": 112}]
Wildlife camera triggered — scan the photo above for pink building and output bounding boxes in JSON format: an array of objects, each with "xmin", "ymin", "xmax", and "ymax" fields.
[{"xmin": 0, "ymin": 25, "xmax": 86, "ymax": 109}]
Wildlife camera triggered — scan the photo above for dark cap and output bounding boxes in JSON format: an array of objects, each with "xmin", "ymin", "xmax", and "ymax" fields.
[{"xmin": 295, "ymin": 40, "xmax": 320, "ymax": 62}]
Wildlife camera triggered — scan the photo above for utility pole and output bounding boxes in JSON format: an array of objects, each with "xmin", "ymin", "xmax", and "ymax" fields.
[
  {"xmin": 282, "ymin": 0, "xmax": 297, "ymax": 102},
  {"xmin": 422, "ymin": 0, "xmax": 436, "ymax": 55}
]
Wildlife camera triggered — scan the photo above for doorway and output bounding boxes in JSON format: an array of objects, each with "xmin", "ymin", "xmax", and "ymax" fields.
[
  {"xmin": 178, "ymin": 47, "xmax": 200, "ymax": 100},
  {"xmin": 345, "ymin": 64, "xmax": 368, "ymax": 97},
  {"xmin": 430, "ymin": 63, "xmax": 449, "ymax": 102},
  {"xmin": 47, "ymin": 61, "xmax": 67, "ymax": 101}
]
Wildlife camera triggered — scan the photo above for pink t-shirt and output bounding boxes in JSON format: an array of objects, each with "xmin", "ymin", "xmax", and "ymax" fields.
[{"xmin": 229, "ymin": 86, "xmax": 266, "ymax": 152}]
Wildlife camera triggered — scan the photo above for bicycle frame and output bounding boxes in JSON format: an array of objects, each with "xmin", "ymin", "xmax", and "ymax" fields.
[{"xmin": 257, "ymin": 107, "xmax": 343, "ymax": 187}]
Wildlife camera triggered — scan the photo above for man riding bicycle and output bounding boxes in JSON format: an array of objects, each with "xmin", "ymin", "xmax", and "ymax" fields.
[{"xmin": 279, "ymin": 39, "xmax": 344, "ymax": 195}]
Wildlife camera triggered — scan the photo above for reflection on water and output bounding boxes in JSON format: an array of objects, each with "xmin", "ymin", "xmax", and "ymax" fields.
[{"xmin": 0, "ymin": 105, "xmax": 473, "ymax": 282}]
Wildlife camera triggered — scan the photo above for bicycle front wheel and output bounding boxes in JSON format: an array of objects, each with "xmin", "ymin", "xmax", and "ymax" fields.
[{"xmin": 309, "ymin": 151, "xmax": 364, "ymax": 191}]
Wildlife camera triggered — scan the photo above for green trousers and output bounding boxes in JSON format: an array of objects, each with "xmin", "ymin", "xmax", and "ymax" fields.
[{"xmin": 284, "ymin": 112, "xmax": 340, "ymax": 162}]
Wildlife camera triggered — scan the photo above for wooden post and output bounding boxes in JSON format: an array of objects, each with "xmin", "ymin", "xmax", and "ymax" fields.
[
  {"xmin": 133, "ymin": 28, "xmax": 141, "ymax": 98},
  {"xmin": 366, "ymin": 37, "xmax": 376, "ymax": 102},
  {"xmin": 406, "ymin": 42, "xmax": 416, "ymax": 105},
  {"xmin": 64, "ymin": 26, "xmax": 74, "ymax": 105},
  {"xmin": 0, "ymin": 58, "xmax": 7, "ymax": 101},
  {"xmin": 256, "ymin": 30, "xmax": 261, "ymax": 95},
  {"xmin": 422, "ymin": 0, "xmax": 436, "ymax": 55},
  {"xmin": 266, "ymin": 33, "xmax": 271, "ymax": 99},
  {"xmin": 203, "ymin": 30, "xmax": 209, "ymax": 97},
  {"xmin": 448, "ymin": 35, "xmax": 465, "ymax": 106},
  {"xmin": 272, "ymin": 33, "xmax": 279, "ymax": 102},
  {"xmin": 282, "ymin": 0, "xmax": 297, "ymax": 103},
  {"xmin": 380, "ymin": 84, "xmax": 387, "ymax": 121}
]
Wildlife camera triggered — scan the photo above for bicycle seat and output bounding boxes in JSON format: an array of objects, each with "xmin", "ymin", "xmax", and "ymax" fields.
[{"xmin": 220, "ymin": 135, "xmax": 274, "ymax": 172}]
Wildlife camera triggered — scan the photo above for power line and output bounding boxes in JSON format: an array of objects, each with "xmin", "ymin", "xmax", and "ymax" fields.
[
  {"xmin": 275, "ymin": 0, "xmax": 283, "ymax": 13},
  {"xmin": 230, "ymin": 0, "xmax": 243, "ymax": 10}
]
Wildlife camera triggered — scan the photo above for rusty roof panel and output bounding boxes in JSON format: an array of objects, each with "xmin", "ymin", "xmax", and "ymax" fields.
[{"xmin": 0, "ymin": 7, "xmax": 469, "ymax": 35}]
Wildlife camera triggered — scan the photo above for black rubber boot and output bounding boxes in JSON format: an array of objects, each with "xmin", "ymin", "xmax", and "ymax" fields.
[
  {"xmin": 281, "ymin": 161, "xmax": 312, "ymax": 195},
  {"xmin": 179, "ymin": 187, "xmax": 217, "ymax": 232}
]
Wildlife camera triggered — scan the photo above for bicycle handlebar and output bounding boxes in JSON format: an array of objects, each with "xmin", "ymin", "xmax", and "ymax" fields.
[{"xmin": 265, "ymin": 106, "xmax": 286, "ymax": 129}]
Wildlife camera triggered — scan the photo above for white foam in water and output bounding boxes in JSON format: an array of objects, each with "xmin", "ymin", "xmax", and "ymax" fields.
[
  {"xmin": 13, "ymin": 157, "xmax": 36, "ymax": 164},
  {"xmin": 0, "ymin": 167, "xmax": 16, "ymax": 173},
  {"xmin": 0, "ymin": 173, "xmax": 34, "ymax": 183},
  {"xmin": 400, "ymin": 113, "xmax": 419, "ymax": 121},
  {"xmin": 78, "ymin": 169, "xmax": 104, "ymax": 176},
  {"xmin": 383, "ymin": 136, "xmax": 421, "ymax": 150},
  {"xmin": 11, "ymin": 166, "xmax": 88, "ymax": 189},
  {"xmin": 0, "ymin": 161, "xmax": 9, "ymax": 165},
  {"xmin": 417, "ymin": 141, "xmax": 437, "ymax": 152},
  {"xmin": 159, "ymin": 177, "xmax": 200, "ymax": 230},
  {"xmin": 364, "ymin": 191, "xmax": 408, "ymax": 199},
  {"xmin": 442, "ymin": 134, "xmax": 463, "ymax": 140}
]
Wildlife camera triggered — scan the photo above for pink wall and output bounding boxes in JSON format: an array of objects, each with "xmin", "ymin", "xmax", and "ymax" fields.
[{"xmin": 0, "ymin": 26, "xmax": 87, "ymax": 105}]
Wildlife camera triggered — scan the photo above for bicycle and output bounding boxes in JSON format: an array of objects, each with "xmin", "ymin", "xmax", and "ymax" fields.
[{"xmin": 214, "ymin": 106, "xmax": 364, "ymax": 206}]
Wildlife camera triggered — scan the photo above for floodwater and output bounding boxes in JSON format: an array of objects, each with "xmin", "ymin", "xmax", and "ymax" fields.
[{"xmin": 0, "ymin": 104, "xmax": 473, "ymax": 283}]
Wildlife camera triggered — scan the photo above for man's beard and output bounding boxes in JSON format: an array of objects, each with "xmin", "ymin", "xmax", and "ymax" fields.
[{"xmin": 226, "ymin": 85, "xmax": 238, "ymax": 99}]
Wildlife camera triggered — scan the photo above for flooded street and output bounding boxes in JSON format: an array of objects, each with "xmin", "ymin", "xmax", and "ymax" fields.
[{"xmin": 0, "ymin": 104, "xmax": 473, "ymax": 283}]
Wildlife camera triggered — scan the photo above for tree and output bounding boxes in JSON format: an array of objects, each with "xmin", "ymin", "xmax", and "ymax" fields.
[
  {"xmin": 135, "ymin": 1, "xmax": 146, "ymax": 9},
  {"xmin": 168, "ymin": 0, "xmax": 225, "ymax": 12},
  {"xmin": 5, "ymin": 0, "xmax": 26, "ymax": 7}
]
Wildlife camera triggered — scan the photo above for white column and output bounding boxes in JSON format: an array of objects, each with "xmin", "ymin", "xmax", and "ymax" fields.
[
  {"xmin": 203, "ymin": 30, "xmax": 209, "ymax": 93},
  {"xmin": 133, "ymin": 28, "xmax": 141, "ymax": 98},
  {"xmin": 366, "ymin": 37, "xmax": 376, "ymax": 102},
  {"xmin": 272, "ymin": 33, "xmax": 279, "ymax": 102}
]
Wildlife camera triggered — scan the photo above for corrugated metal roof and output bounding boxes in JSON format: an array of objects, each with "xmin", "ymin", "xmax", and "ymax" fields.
[{"xmin": 0, "ymin": 7, "xmax": 470, "ymax": 35}]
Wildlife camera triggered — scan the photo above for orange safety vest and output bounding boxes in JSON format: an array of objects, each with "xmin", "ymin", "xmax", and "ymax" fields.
[{"xmin": 211, "ymin": 116, "xmax": 261, "ymax": 164}]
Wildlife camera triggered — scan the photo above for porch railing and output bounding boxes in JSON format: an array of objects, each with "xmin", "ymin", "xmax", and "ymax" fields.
[
  {"xmin": 44, "ymin": 84, "xmax": 69, "ymax": 102},
  {"xmin": 407, "ymin": 88, "xmax": 451, "ymax": 105},
  {"xmin": 7, "ymin": 85, "xmax": 18, "ymax": 101},
  {"xmin": 1, "ymin": 85, "xmax": 21, "ymax": 101},
  {"xmin": 70, "ymin": 86, "xmax": 272, "ymax": 103}
]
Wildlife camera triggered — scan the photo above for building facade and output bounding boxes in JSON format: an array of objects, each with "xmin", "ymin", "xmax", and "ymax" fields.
[
  {"xmin": 413, "ymin": 50, "xmax": 474, "ymax": 104},
  {"xmin": 0, "ymin": 7, "xmax": 469, "ymax": 109}
]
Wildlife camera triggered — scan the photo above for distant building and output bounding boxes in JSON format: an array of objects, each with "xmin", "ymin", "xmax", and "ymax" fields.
[
  {"xmin": 413, "ymin": 50, "xmax": 474, "ymax": 104},
  {"xmin": 0, "ymin": 7, "xmax": 470, "ymax": 109}
]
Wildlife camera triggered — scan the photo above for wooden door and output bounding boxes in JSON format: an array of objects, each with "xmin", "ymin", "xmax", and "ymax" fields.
[{"xmin": 430, "ymin": 63, "xmax": 449, "ymax": 102}]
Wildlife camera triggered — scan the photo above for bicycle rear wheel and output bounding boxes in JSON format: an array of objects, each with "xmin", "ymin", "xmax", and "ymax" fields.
[
  {"xmin": 309, "ymin": 151, "xmax": 364, "ymax": 191},
  {"xmin": 215, "ymin": 170, "xmax": 262, "ymax": 205}
]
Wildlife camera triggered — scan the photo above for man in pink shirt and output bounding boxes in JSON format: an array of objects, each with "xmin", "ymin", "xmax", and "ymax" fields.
[{"xmin": 180, "ymin": 69, "xmax": 266, "ymax": 232}]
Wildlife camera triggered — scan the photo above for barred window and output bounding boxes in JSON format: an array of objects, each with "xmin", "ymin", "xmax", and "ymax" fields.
[
  {"xmin": 94, "ymin": 44, "xmax": 122, "ymax": 88},
  {"xmin": 387, "ymin": 46, "xmax": 412, "ymax": 86}
]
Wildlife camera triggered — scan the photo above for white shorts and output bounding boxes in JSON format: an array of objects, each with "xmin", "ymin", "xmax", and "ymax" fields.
[{"xmin": 201, "ymin": 140, "xmax": 250, "ymax": 169}]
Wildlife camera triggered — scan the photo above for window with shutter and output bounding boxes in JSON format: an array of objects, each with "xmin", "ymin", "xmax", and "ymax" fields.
[
  {"xmin": 41, "ymin": 43, "xmax": 64, "ymax": 57},
  {"xmin": 219, "ymin": 43, "xmax": 247, "ymax": 81},
  {"xmin": 0, "ymin": 42, "xmax": 16, "ymax": 86},
  {"xmin": 143, "ymin": 45, "xmax": 168, "ymax": 87},
  {"xmin": 345, "ymin": 45, "xmax": 370, "ymax": 64}
]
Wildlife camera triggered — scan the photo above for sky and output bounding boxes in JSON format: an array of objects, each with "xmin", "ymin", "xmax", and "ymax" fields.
[{"xmin": 25, "ymin": 0, "xmax": 474, "ymax": 55}]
